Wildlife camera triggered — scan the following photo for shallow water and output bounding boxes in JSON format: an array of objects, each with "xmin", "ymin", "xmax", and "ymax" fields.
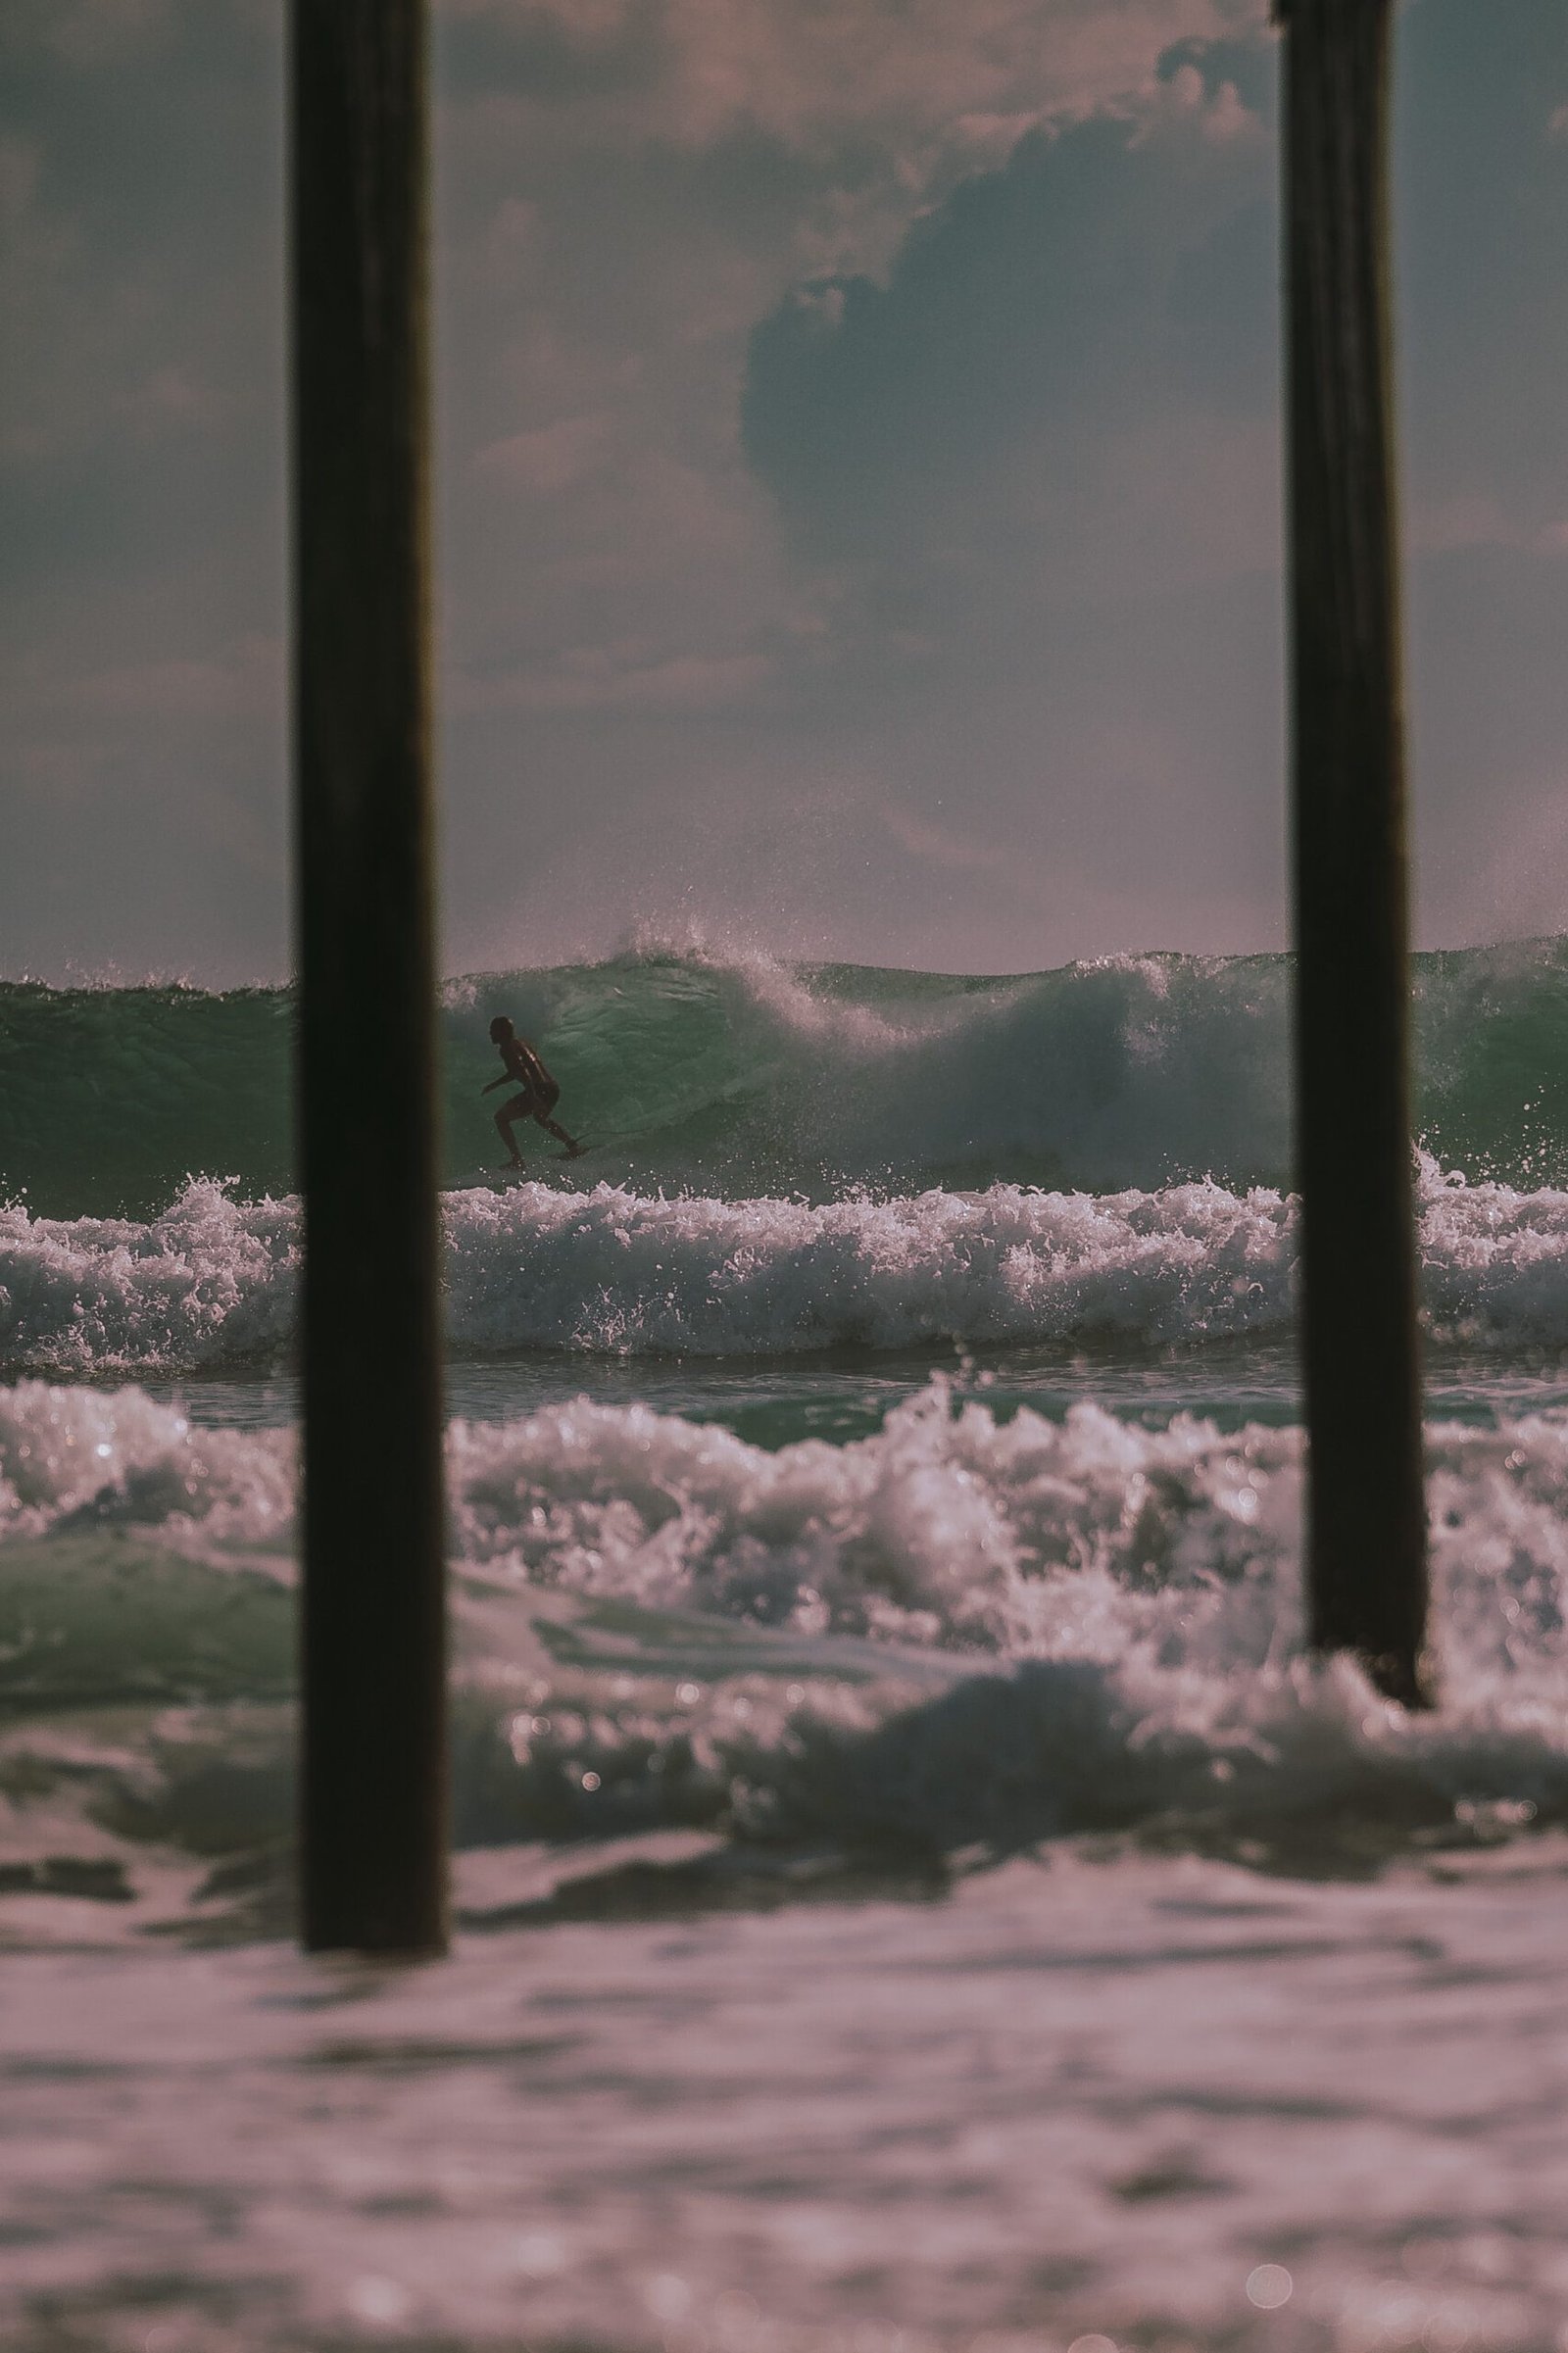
[
  {"xmin": 9, "ymin": 1845, "xmax": 1568, "ymax": 2352},
  {"xmin": 119, "ymin": 1338, "xmax": 1568, "ymax": 1446}
]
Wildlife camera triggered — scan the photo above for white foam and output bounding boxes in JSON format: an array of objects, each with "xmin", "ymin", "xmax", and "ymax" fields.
[
  {"xmin": 7, "ymin": 1378, "xmax": 1568, "ymax": 1860},
  {"xmin": 9, "ymin": 1165, "xmax": 1568, "ymax": 1370},
  {"xmin": 441, "ymin": 1172, "xmax": 1298, "ymax": 1357},
  {"xmin": 440, "ymin": 1381, "xmax": 1302, "ymax": 1654},
  {"xmin": 2, "ymin": 1372, "xmax": 1565, "ymax": 1665},
  {"xmin": 0, "ymin": 1181, "xmax": 298, "ymax": 1374},
  {"xmin": 0, "ymin": 1377, "xmax": 293, "ymax": 1551}
]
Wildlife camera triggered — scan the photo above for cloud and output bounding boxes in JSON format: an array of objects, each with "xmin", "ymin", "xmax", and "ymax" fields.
[
  {"xmin": 882, "ymin": 806, "xmax": 1011, "ymax": 874},
  {"xmin": 71, "ymin": 633, "xmax": 281, "ymax": 720},
  {"xmin": 441, "ymin": 0, "xmax": 1271, "ymax": 307},
  {"xmin": 476, "ymin": 411, "xmax": 616, "ymax": 495},
  {"xmin": 6, "ymin": 0, "xmax": 1568, "ymax": 979},
  {"xmin": 1411, "ymin": 498, "xmax": 1568, "ymax": 563},
  {"xmin": 450, "ymin": 645, "xmax": 774, "ymax": 713},
  {"xmin": 445, "ymin": 0, "xmax": 1269, "ymax": 158},
  {"xmin": 8, "ymin": 0, "xmax": 176, "ymax": 71},
  {"xmin": 1394, "ymin": 0, "xmax": 1568, "ymax": 521},
  {"xmin": 741, "ymin": 77, "xmax": 1276, "ymax": 577}
]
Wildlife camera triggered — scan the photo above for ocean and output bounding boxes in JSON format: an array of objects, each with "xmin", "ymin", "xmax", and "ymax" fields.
[{"xmin": 5, "ymin": 941, "xmax": 1568, "ymax": 2351}]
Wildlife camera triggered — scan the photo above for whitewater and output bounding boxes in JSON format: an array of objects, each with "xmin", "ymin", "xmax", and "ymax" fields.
[
  {"xmin": 7, "ymin": 943, "xmax": 1568, "ymax": 2352},
  {"xmin": 9, "ymin": 1160, "xmax": 1568, "ymax": 1376}
]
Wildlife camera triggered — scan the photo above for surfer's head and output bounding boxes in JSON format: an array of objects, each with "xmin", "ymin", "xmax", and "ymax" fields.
[{"xmin": 488, "ymin": 1015, "xmax": 513, "ymax": 1043}]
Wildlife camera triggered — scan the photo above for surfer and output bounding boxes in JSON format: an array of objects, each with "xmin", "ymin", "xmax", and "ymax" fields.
[{"xmin": 482, "ymin": 1015, "xmax": 585, "ymax": 1168}]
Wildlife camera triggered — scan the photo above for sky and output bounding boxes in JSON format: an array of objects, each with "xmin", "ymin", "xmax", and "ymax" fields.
[{"xmin": 3, "ymin": 0, "xmax": 1566, "ymax": 984}]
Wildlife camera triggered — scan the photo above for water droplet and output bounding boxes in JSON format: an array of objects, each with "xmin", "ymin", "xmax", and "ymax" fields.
[
  {"xmin": 1247, "ymin": 2264, "xmax": 1293, "ymax": 2309},
  {"xmin": 510, "ymin": 2229, "xmax": 565, "ymax": 2277},
  {"xmin": 712, "ymin": 2288, "xmax": 760, "ymax": 2337},
  {"xmin": 646, "ymin": 2274, "xmax": 692, "ymax": 2321},
  {"xmin": 345, "ymin": 2274, "xmax": 412, "ymax": 2328}
]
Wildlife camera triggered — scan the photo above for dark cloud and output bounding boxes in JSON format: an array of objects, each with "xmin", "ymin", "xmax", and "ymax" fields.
[
  {"xmin": 728, "ymin": 0, "xmax": 1568, "ymax": 959},
  {"xmin": 742, "ymin": 93, "xmax": 1273, "ymax": 552},
  {"xmin": 1395, "ymin": 0, "xmax": 1568, "ymax": 517},
  {"xmin": 1155, "ymin": 28, "xmax": 1273, "ymax": 111}
]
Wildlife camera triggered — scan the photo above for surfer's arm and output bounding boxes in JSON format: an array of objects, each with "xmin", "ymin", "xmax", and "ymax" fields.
[{"xmin": 481, "ymin": 1075, "xmax": 509, "ymax": 1095}]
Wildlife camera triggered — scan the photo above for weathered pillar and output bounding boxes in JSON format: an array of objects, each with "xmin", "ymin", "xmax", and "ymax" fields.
[
  {"xmin": 1278, "ymin": 0, "xmax": 1429, "ymax": 1703},
  {"xmin": 291, "ymin": 0, "xmax": 448, "ymax": 1946}
]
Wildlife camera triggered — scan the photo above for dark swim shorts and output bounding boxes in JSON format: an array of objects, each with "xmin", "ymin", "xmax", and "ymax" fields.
[{"xmin": 505, "ymin": 1078, "xmax": 559, "ymax": 1119}]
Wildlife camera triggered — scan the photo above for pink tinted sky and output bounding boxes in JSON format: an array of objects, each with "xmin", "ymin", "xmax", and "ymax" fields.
[{"xmin": 3, "ymin": 0, "xmax": 1566, "ymax": 981}]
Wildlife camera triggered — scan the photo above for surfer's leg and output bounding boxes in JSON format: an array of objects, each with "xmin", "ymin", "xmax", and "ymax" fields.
[
  {"xmin": 531, "ymin": 1080, "xmax": 582, "ymax": 1155},
  {"xmin": 536, "ymin": 1113, "xmax": 583, "ymax": 1155},
  {"xmin": 495, "ymin": 1093, "xmax": 534, "ymax": 1167}
]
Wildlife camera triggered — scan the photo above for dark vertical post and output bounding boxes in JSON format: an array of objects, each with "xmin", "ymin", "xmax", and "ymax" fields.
[
  {"xmin": 291, "ymin": 0, "xmax": 448, "ymax": 1947},
  {"xmin": 1277, "ymin": 0, "xmax": 1428, "ymax": 1703}
]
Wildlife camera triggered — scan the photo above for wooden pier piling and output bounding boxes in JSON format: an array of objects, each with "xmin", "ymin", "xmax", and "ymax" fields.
[
  {"xmin": 291, "ymin": 0, "xmax": 448, "ymax": 1947},
  {"xmin": 1277, "ymin": 0, "xmax": 1429, "ymax": 1703}
]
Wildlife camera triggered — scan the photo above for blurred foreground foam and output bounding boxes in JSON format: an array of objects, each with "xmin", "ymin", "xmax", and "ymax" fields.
[{"xmin": 3, "ymin": 1377, "xmax": 1567, "ymax": 1901}]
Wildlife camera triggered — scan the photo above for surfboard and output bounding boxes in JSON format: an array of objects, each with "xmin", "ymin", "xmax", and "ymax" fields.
[
  {"xmin": 447, "ymin": 1135, "xmax": 624, "ymax": 1191},
  {"xmin": 556, "ymin": 1128, "xmax": 639, "ymax": 1158}
]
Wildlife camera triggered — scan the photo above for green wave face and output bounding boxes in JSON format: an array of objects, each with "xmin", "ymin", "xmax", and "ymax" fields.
[
  {"xmin": 5, "ymin": 939, "xmax": 1568, "ymax": 1217},
  {"xmin": 0, "ymin": 982, "xmax": 297, "ymax": 1220}
]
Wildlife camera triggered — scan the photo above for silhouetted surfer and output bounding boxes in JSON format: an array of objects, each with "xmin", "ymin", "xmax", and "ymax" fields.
[{"xmin": 482, "ymin": 1015, "xmax": 584, "ymax": 1169}]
